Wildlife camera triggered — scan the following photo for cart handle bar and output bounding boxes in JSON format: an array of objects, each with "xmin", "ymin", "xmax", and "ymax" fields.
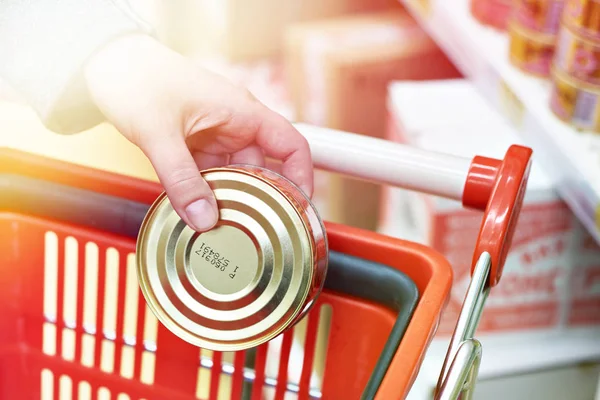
[{"xmin": 294, "ymin": 123, "xmax": 533, "ymax": 287}]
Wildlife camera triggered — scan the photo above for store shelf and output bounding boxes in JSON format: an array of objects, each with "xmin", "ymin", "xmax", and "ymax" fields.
[
  {"xmin": 408, "ymin": 329, "xmax": 600, "ymax": 399},
  {"xmin": 401, "ymin": 0, "xmax": 600, "ymax": 245}
]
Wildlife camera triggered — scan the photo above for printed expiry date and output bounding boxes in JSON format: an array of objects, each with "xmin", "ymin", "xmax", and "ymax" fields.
[{"xmin": 195, "ymin": 242, "xmax": 239, "ymax": 279}]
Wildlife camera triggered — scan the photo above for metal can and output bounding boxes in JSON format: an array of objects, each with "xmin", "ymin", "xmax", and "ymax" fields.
[
  {"xmin": 563, "ymin": 0, "xmax": 600, "ymax": 38},
  {"xmin": 136, "ymin": 165, "xmax": 328, "ymax": 351},
  {"xmin": 509, "ymin": 22, "xmax": 557, "ymax": 76},
  {"xmin": 554, "ymin": 23, "xmax": 600, "ymax": 84},
  {"xmin": 512, "ymin": 0, "xmax": 565, "ymax": 35},
  {"xmin": 550, "ymin": 65, "xmax": 600, "ymax": 132}
]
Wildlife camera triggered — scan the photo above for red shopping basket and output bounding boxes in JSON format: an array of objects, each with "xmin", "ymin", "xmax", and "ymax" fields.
[{"xmin": 0, "ymin": 125, "xmax": 532, "ymax": 400}]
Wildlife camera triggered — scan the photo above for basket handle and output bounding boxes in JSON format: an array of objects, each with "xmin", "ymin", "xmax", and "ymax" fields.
[
  {"xmin": 296, "ymin": 123, "xmax": 533, "ymax": 399},
  {"xmin": 294, "ymin": 123, "xmax": 533, "ymax": 288}
]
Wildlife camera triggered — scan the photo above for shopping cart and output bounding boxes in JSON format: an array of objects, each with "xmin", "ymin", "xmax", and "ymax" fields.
[{"xmin": 0, "ymin": 123, "xmax": 532, "ymax": 400}]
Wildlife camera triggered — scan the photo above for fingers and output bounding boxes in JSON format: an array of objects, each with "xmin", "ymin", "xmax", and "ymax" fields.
[
  {"xmin": 143, "ymin": 136, "xmax": 219, "ymax": 232},
  {"xmin": 252, "ymin": 108, "xmax": 313, "ymax": 196},
  {"xmin": 229, "ymin": 144, "xmax": 265, "ymax": 167},
  {"xmin": 191, "ymin": 146, "xmax": 265, "ymax": 172},
  {"xmin": 265, "ymin": 158, "xmax": 283, "ymax": 174},
  {"xmin": 187, "ymin": 104, "xmax": 309, "ymax": 193},
  {"xmin": 185, "ymin": 83, "xmax": 312, "ymax": 196},
  {"xmin": 192, "ymin": 151, "xmax": 229, "ymax": 170}
]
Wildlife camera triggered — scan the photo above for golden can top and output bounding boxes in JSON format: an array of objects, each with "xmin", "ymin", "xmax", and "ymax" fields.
[{"xmin": 136, "ymin": 165, "xmax": 328, "ymax": 351}]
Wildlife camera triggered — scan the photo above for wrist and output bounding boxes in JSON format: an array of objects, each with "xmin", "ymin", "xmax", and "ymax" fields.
[{"xmin": 83, "ymin": 33, "xmax": 186, "ymax": 137}]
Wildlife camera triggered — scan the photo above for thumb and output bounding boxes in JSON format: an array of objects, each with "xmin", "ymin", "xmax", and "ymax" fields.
[{"xmin": 143, "ymin": 136, "xmax": 218, "ymax": 232}]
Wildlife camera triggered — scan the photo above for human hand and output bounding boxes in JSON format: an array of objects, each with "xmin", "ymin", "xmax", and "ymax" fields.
[{"xmin": 84, "ymin": 34, "xmax": 313, "ymax": 232}]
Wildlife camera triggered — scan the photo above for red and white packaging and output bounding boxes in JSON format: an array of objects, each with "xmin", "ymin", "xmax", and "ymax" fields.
[
  {"xmin": 284, "ymin": 11, "xmax": 460, "ymax": 224},
  {"xmin": 381, "ymin": 79, "xmax": 581, "ymax": 337},
  {"xmin": 568, "ymin": 225, "xmax": 600, "ymax": 327},
  {"xmin": 284, "ymin": 10, "xmax": 419, "ymax": 222}
]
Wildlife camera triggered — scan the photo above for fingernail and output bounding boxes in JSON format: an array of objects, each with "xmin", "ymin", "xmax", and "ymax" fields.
[{"xmin": 186, "ymin": 199, "xmax": 218, "ymax": 231}]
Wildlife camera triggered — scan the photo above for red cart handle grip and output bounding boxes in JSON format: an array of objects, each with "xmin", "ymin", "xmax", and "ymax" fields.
[
  {"xmin": 463, "ymin": 145, "xmax": 533, "ymax": 287},
  {"xmin": 295, "ymin": 123, "xmax": 533, "ymax": 288}
]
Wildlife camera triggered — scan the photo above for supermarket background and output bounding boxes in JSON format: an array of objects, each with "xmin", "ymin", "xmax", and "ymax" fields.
[{"xmin": 1, "ymin": 0, "xmax": 600, "ymax": 398}]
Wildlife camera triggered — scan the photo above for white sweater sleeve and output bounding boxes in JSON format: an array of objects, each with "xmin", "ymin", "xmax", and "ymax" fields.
[{"xmin": 0, "ymin": 0, "xmax": 154, "ymax": 134}]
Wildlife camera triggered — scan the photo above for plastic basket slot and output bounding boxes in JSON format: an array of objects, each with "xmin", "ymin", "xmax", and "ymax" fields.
[
  {"xmin": 40, "ymin": 370, "xmax": 135, "ymax": 400},
  {"xmin": 40, "ymin": 230, "xmax": 160, "ymax": 396},
  {"xmin": 39, "ymin": 228, "xmax": 333, "ymax": 399},
  {"xmin": 194, "ymin": 298, "xmax": 333, "ymax": 399}
]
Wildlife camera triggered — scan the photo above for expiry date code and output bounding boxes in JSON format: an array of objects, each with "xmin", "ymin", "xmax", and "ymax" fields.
[{"xmin": 195, "ymin": 242, "xmax": 239, "ymax": 279}]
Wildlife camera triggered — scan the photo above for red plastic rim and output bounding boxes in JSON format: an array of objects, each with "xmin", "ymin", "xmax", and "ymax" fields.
[{"xmin": 463, "ymin": 145, "xmax": 533, "ymax": 287}]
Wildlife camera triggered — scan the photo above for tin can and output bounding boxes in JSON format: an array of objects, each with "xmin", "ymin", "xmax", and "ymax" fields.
[
  {"xmin": 563, "ymin": 0, "xmax": 600, "ymax": 38},
  {"xmin": 554, "ymin": 23, "xmax": 600, "ymax": 84},
  {"xmin": 509, "ymin": 22, "xmax": 557, "ymax": 76},
  {"xmin": 136, "ymin": 165, "xmax": 329, "ymax": 351},
  {"xmin": 512, "ymin": 0, "xmax": 565, "ymax": 35},
  {"xmin": 472, "ymin": 0, "xmax": 512, "ymax": 30},
  {"xmin": 550, "ymin": 66, "xmax": 600, "ymax": 131}
]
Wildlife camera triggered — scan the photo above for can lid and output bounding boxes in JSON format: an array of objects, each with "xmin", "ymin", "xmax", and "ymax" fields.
[{"xmin": 136, "ymin": 166, "xmax": 316, "ymax": 351}]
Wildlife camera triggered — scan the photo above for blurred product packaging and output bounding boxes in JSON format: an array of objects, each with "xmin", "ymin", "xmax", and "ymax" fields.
[
  {"xmin": 157, "ymin": 0, "xmax": 400, "ymax": 61},
  {"xmin": 381, "ymin": 79, "xmax": 600, "ymax": 337},
  {"xmin": 471, "ymin": 0, "xmax": 511, "ymax": 30},
  {"xmin": 569, "ymin": 227, "xmax": 600, "ymax": 327},
  {"xmin": 285, "ymin": 9, "xmax": 460, "ymax": 229}
]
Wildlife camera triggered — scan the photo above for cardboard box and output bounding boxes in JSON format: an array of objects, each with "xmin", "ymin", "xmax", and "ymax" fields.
[
  {"xmin": 285, "ymin": 10, "xmax": 415, "ymax": 123},
  {"xmin": 323, "ymin": 43, "xmax": 461, "ymax": 229},
  {"xmin": 160, "ymin": 0, "xmax": 401, "ymax": 61},
  {"xmin": 381, "ymin": 79, "xmax": 581, "ymax": 337},
  {"xmin": 285, "ymin": 10, "xmax": 417, "ymax": 225},
  {"xmin": 568, "ymin": 225, "xmax": 600, "ymax": 327},
  {"xmin": 285, "ymin": 12, "xmax": 461, "ymax": 229}
]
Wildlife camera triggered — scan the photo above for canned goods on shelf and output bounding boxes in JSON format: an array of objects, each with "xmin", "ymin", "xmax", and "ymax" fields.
[
  {"xmin": 555, "ymin": 23, "xmax": 600, "ymax": 84},
  {"xmin": 512, "ymin": 0, "xmax": 565, "ymax": 35},
  {"xmin": 136, "ymin": 165, "xmax": 328, "ymax": 352},
  {"xmin": 509, "ymin": 22, "xmax": 557, "ymax": 76},
  {"xmin": 563, "ymin": 0, "xmax": 600, "ymax": 38},
  {"xmin": 550, "ymin": 65, "xmax": 600, "ymax": 132}
]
